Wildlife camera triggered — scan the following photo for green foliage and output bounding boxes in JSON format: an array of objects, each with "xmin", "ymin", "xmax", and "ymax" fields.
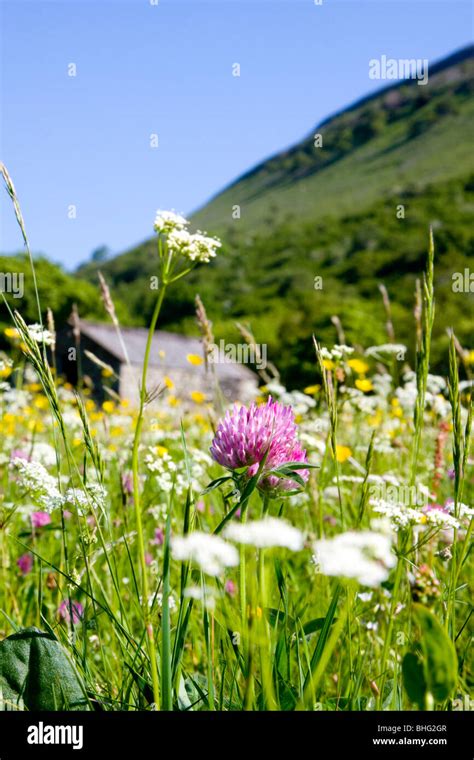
[
  {"xmin": 0, "ymin": 254, "xmax": 133, "ymax": 344},
  {"xmin": 403, "ymin": 606, "xmax": 458, "ymax": 707},
  {"xmin": 0, "ymin": 627, "xmax": 90, "ymax": 710}
]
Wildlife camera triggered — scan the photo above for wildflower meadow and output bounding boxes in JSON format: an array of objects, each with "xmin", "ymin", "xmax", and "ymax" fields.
[{"xmin": 0, "ymin": 170, "xmax": 472, "ymax": 721}]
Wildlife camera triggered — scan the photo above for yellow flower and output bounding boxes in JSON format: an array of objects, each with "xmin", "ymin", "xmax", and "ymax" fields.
[
  {"xmin": 101, "ymin": 367, "xmax": 114, "ymax": 378},
  {"xmin": 355, "ymin": 378, "xmax": 373, "ymax": 393},
  {"xmin": 0, "ymin": 367, "xmax": 12, "ymax": 379},
  {"xmin": 304, "ymin": 384, "xmax": 320, "ymax": 395},
  {"xmin": 102, "ymin": 401, "xmax": 115, "ymax": 414},
  {"xmin": 335, "ymin": 445, "xmax": 352, "ymax": 463},
  {"xmin": 25, "ymin": 382, "xmax": 41, "ymax": 391},
  {"xmin": 34, "ymin": 396, "xmax": 48, "ymax": 410},
  {"xmin": 163, "ymin": 376, "xmax": 174, "ymax": 389},
  {"xmin": 190, "ymin": 390, "xmax": 206, "ymax": 404},
  {"xmin": 120, "ymin": 398, "xmax": 130, "ymax": 408},
  {"xmin": 347, "ymin": 358, "xmax": 369, "ymax": 374},
  {"xmin": 110, "ymin": 426, "xmax": 124, "ymax": 437},
  {"xmin": 168, "ymin": 395, "xmax": 180, "ymax": 407},
  {"xmin": 4, "ymin": 327, "xmax": 19, "ymax": 340},
  {"xmin": 156, "ymin": 445, "xmax": 169, "ymax": 457},
  {"xmin": 465, "ymin": 350, "xmax": 474, "ymax": 365},
  {"xmin": 322, "ymin": 359, "xmax": 335, "ymax": 370},
  {"xmin": 186, "ymin": 353, "xmax": 203, "ymax": 366},
  {"xmin": 368, "ymin": 410, "xmax": 382, "ymax": 427},
  {"xmin": 85, "ymin": 399, "xmax": 96, "ymax": 412}
]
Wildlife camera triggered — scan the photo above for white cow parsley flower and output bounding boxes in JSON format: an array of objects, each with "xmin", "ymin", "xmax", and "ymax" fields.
[
  {"xmin": 313, "ymin": 531, "xmax": 396, "ymax": 587},
  {"xmin": 154, "ymin": 209, "xmax": 188, "ymax": 234},
  {"xmin": 27, "ymin": 324, "xmax": 55, "ymax": 346},
  {"xmin": 171, "ymin": 531, "xmax": 239, "ymax": 576},
  {"xmin": 12, "ymin": 458, "xmax": 64, "ymax": 512},
  {"xmin": 224, "ymin": 518, "xmax": 304, "ymax": 551}
]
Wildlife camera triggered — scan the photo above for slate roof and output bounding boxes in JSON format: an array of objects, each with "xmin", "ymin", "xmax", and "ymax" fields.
[{"xmin": 76, "ymin": 320, "xmax": 256, "ymax": 380}]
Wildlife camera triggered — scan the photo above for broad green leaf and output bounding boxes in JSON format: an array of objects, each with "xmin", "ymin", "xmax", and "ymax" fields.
[
  {"xmin": 414, "ymin": 604, "xmax": 458, "ymax": 702},
  {"xmin": 402, "ymin": 650, "xmax": 427, "ymax": 708},
  {"xmin": 0, "ymin": 627, "xmax": 90, "ymax": 710}
]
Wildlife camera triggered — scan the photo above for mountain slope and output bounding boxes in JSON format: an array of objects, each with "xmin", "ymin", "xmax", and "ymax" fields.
[
  {"xmin": 78, "ymin": 46, "xmax": 474, "ymax": 386},
  {"xmin": 191, "ymin": 45, "xmax": 474, "ymax": 235}
]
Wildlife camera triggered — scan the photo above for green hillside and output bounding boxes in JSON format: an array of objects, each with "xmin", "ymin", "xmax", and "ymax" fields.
[{"xmin": 78, "ymin": 46, "xmax": 474, "ymax": 386}]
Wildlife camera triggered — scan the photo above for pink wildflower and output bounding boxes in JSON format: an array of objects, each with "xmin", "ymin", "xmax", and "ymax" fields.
[
  {"xmin": 17, "ymin": 553, "xmax": 33, "ymax": 575},
  {"xmin": 31, "ymin": 512, "xmax": 52, "ymax": 528},
  {"xmin": 210, "ymin": 397, "xmax": 309, "ymax": 494},
  {"xmin": 58, "ymin": 600, "xmax": 84, "ymax": 625}
]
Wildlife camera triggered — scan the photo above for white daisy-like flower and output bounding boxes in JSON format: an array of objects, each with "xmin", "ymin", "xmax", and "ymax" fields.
[
  {"xmin": 224, "ymin": 517, "xmax": 304, "ymax": 551},
  {"xmin": 313, "ymin": 530, "xmax": 396, "ymax": 587},
  {"xmin": 171, "ymin": 531, "xmax": 239, "ymax": 576}
]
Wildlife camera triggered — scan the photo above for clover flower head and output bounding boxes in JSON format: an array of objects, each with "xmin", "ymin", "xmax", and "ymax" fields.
[{"xmin": 210, "ymin": 397, "xmax": 309, "ymax": 495}]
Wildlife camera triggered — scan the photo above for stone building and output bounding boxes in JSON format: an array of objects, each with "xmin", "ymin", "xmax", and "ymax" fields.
[{"xmin": 55, "ymin": 320, "xmax": 258, "ymax": 405}]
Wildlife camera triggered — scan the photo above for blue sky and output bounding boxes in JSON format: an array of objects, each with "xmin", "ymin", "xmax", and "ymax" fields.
[{"xmin": 0, "ymin": 0, "xmax": 472, "ymax": 269}]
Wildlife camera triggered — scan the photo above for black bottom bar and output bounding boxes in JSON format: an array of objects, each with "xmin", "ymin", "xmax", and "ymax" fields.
[{"xmin": 0, "ymin": 710, "xmax": 471, "ymax": 757}]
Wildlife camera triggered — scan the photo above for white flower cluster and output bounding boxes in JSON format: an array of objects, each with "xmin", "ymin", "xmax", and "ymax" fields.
[
  {"xmin": 457, "ymin": 503, "xmax": 474, "ymax": 520},
  {"xmin": 365, "ymin": 344, "xmax": 407, "ymax": 359},
  {"xmin": 31, "ymin": 442, "xmax": 58, "ymax": 468},
  {"xmin": 265, "ymin": 382, "xmax": 317, "ymax": 415},
  {"xmin": 1, "ymin": 388, "xmax": 31, "ymax": 414},
  {"xmin": 423, "ymin": 507, "xmax": 459, "ymax": 530},
  {"xmin": 153, "ymin": 210, "xmax": 189, "ymax": 234},
  {"xmin": 319, "ymin": 345, "xmax": 354, "ymax": 361},
  {"xmin": 224, "ymin": 518, "xmax": 304, "ymax": 551},
  {"xmin": 371, "ymin": 498, "xmax": 425, "ymax": 529},
  {"xmin": 64, "ymin": 483, "xmax": 108, "ymax": 515},
  {"xmin": 313, "ymin": 530, "xmax": 396, "ymax": 587},
  {"xmin": 171, "ymin": 532, "xmax": 239, "ymax": 576},
  {"xmin": 12, "ymin": 457, "xmax": 63, "ymax": 512},
  {"xmin": 12, "ymin": 457, "xmax": 107, "ymax": 515},
  {"xmin": 27, "ymin": 323, "xmax": 55, "ymax": 346},
  {"xmin": 144, "ymin": 448, "xmax": 208, "ymax": 497},
  {"xmin": 167, "ymin": 228, "xmax": 221, "ymax": 263},
  {"xmin": 153, "ymin": 209, "xmax": 221, "ymax": 263},
  {"xmin": 0, "ymin": 355, "xmax": 13, "ymax": 373}
]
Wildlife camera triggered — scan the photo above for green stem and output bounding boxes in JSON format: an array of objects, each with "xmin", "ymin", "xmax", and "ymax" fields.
[
  {"xmin": 377, "ymin": 540, "xmax": 405, "ymax": 709},
  {"xmin": 131, "ymin": 283, "xmax": 167, "ymax": 709}
]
